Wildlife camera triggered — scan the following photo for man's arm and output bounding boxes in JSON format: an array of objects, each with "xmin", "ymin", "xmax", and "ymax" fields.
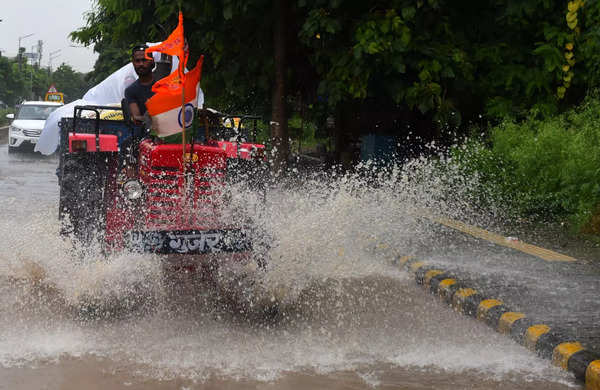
[
  {"xmin": 124, "ymin": 86, "xmax": 145, "ymax": 124},
  {"xmin": 128, "ymin": 101, "xmax": 144, "ymax": 124}
]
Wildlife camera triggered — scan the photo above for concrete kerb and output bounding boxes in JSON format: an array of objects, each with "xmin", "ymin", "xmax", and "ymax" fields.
[{"xmin": 391, "ymin": 255, "xmax": 600, "ymax": 389}]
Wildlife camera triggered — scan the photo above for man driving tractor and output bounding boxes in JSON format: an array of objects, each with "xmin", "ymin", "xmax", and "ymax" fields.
[{"xmin": 124, "ymin": 44, "xmax": 156, "ymax": 125}]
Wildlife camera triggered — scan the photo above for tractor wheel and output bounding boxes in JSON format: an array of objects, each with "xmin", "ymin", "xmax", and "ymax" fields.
[{"xmin": 59, "ymin": 154, "xmax": 107, "ymax": 247}]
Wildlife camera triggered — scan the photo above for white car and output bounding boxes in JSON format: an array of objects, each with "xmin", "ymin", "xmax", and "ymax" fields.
[{"xmin": 6, "ymin": 101, "xmax": 63, "ymax": 152}]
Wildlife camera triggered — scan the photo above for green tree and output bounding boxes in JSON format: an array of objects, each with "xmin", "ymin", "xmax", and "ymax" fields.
[
  {"xmin": 51, "ymin": 64, "xmax": 91, "ymax": 102},
  {"xmin": 30, "ymin": 66, "xmax": 51, "ymax": 101},
  {"xmin": 72, "ymin": 0, "xmax": 600, "ymax": 166},
  {"xmin": 0, "ymin": 55, "xmax": 90, "ymax": 106},
  {"xmin": 0, "ymin": 57, "xmax": 27, "ymax": 106}
]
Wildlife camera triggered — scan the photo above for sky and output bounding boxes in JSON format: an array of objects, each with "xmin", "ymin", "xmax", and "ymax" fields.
[{"xmin": 0, "ymin": 0, "xmax": 99, "ymax": 73}]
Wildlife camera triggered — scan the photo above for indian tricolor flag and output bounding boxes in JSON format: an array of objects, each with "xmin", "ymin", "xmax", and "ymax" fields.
[{"xmin": 146, "ymin": 57, "xmax": 203, "ymax": 137}]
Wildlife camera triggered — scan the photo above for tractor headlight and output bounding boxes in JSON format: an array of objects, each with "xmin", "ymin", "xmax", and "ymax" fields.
[{"xmin": 123, "ymin": 180, "xmax": 143, "ymax": 200}]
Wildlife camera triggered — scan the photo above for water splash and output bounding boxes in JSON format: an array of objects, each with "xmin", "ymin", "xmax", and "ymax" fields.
[{"xmin": 0, "ymin": 155, "xmax": 575, "ymax": 387}]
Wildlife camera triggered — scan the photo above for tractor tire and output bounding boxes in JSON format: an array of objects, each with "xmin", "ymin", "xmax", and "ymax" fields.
[{"xmin": 58, "ymin": 153, "xmax": 108, "ymax": 247}]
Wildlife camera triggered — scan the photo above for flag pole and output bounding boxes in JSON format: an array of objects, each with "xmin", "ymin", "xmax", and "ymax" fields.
[
  {"xmin": 179, "ymin": 8, "xmax": 187, "ymax": 177},
  {"xmin": 181, "ymin": 80, "xmax": 186, "ymax": 176}
]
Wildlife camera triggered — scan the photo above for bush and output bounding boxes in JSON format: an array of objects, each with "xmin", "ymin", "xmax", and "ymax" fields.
[
  {"xmin": 0, "ymin": 108, "xmax": 15, "ymax": 127},
  {"xmin": 451, "ymin": 95, "xmax": 600, "ymax": 232}
]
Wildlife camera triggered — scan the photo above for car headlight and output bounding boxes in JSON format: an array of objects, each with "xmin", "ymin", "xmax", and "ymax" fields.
[
  {"xmin": 123, "ymin": 180, "xmax": 143, "ymax": 200},
  {"xmin": 9, "ymin": 126, "xmax": 22, "ymax": 135}
]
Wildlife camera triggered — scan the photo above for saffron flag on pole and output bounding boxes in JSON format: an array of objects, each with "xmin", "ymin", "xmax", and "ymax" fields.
[
  {"xmin": 145, "ymin": 58, "xmax": 204, "ymax": 138},
  {"xmin": 153, "ymin": 55, "xmax": 203, "ymax": 95},
  {"xmin": 145, "ymin": 11, "xmax": 187, "ymax": 77}
]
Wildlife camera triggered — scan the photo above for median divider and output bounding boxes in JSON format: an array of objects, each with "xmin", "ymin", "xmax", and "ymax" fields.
[{"xmin": 391, "ymin": 255, "xmax": 600, "ymax": 389}]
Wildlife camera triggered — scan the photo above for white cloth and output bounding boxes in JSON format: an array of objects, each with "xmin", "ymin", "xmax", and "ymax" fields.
[
  {"xmin": 35, "ymin": 62, "xmax": 137, "ymax": 155},
  {"xmin": 35, "ymin": 47, "xmax": 202, "ymax": 155}
]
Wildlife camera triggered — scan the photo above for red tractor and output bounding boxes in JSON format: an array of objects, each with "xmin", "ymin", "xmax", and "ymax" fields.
[{"xmin": 57, "ymin": 105, "xmax": 267, "ymax": 272}]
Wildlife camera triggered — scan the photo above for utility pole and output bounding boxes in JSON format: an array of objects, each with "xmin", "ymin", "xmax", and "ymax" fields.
[
  {"xmin": 36, "ymin": 40, "xmax": 43, "ymax": 68},
  {"xmin": 30, "ymin": 45, "xmax": 36, "ymax": 99}
]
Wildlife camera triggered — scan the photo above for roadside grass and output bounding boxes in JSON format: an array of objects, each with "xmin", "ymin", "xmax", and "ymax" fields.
[{"xmin": 450, "ymin": 95, "xmax": 600, "ymax": 235}]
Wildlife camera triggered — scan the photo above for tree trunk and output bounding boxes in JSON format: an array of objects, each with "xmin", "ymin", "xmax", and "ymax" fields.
[
  {"xmin": 333, "ymin": 103, "xmax": 343, "ymax": 164},
  {"xmin": 271, "ymin": 0, "xmax": 289, "ymax": 174}
]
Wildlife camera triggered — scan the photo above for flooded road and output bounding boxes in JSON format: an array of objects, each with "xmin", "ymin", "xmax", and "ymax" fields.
[{"xmin": 0, "ymin": 142, "xmax": 582, "ymax": 389}]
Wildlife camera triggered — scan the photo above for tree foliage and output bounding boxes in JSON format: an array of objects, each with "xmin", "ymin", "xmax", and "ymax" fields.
[
  {"xmin": 72, "ymin": 0, "xmax": 600, "ymax": 160},
  {"xmin": 0, "ymin": 57, "xmax": 90, "ymax": 106},
  {"xmin": 52, "ymin": 64, "xmax": 91, "ymax": 103},
  {"xmin": 450, "ymin": 94, "xmax": 600, "ymax": 232},
  {"xmin": 0, "ymin": 57, "xmax": 28, "ymax": 106}
]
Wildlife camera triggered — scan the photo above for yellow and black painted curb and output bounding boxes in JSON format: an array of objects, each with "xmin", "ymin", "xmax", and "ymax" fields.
[{"xmin": 393, "ymin": 255, "xmax": 600, "ymax": 389}]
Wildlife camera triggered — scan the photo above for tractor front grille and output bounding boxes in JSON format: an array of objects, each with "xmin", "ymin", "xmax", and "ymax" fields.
[{"xmin": 138, "ymin": 141, "xmax": 227, "ymax": 231}]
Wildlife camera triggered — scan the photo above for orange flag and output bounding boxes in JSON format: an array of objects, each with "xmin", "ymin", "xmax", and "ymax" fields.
[
  {"xmin": 152, "ymin": 56, "xmax": 204, "ymax": 95},
  {"xmin": 145, "ymin": 11, "xmax": 187, "ymax": 72}
]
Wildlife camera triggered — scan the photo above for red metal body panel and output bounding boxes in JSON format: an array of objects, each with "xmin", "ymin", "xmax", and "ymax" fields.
[
  {"xmin": 216, "ymin": 141, "xmax": 265, "ymax": 159},
  {"xmin": 69, "ymin": 133, "xmax": 119, "ymax": 152}
]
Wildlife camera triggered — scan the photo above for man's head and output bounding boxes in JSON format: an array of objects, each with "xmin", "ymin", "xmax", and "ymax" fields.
[{"xmin": 131, "ymin": 44, "xmax": 154, "ymax": 77}]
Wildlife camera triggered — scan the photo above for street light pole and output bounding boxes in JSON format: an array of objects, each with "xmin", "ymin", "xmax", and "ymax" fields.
[
  {"xmin": 18, "ymin": 33, "xmax": 34, "ymax": 69},
  {"xmin": 48, "ymin": 49, "xmax": 61, "ymax": 73}
]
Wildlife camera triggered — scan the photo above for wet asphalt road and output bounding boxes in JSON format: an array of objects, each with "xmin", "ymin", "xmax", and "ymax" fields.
[
  {"xmin": 0, "ymin": 136, "xmax": 592, "ymax": 389},
  {"xmin": 0, "ymin": 132, "xmax": 59, "ymax": 210},
  {"xmin": 407, "ymin": 222, "xmax": 600, "ymax": 355}
]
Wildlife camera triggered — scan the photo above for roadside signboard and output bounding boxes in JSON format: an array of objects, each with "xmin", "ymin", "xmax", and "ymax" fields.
[{"xmin": 45, "ymin": 85, "xmax": 63, "ymax": 103}]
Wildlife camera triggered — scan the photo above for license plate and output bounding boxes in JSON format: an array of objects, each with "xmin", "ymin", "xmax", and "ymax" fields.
[{"xmin": 127, "ymin": 229, "xmax": 251, "ymax": 254}]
